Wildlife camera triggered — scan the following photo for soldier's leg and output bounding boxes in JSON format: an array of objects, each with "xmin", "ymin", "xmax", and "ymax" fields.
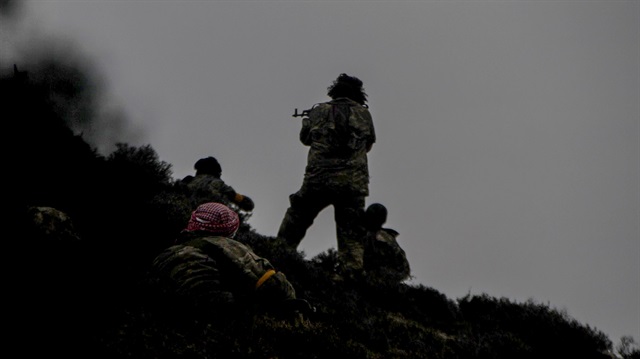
[
  {"xmin": 277, "ymin": 190, "xmax": 328, "ymax": 249},
  {"xmin": 334, "ymin": 196, "xmax": 366, "ymax": 274}
]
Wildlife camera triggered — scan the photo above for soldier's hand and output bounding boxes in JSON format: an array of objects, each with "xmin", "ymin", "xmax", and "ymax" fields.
[{"xmin": 238, "ymin": 195, "xmax": 255, "ymax": 211}]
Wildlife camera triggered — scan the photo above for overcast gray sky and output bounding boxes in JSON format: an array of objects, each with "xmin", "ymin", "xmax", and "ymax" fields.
[{"xmin": 2, "ymin": 0, "xmax": 638, "ymax": 345}]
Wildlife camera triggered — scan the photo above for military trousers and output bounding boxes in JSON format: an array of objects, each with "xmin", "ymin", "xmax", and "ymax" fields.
[{"xmin": 277, "ymin": 186, "xmax": 366, "ymax": 272}]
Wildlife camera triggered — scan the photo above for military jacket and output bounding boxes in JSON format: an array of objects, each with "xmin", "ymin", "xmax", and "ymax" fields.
[
  {"xmin": 300, "ymin": 98, "xmax": 375, "ymax": 195},
  {"xmin": 151, "ymin": 233, "xmax": 296, "ymax": 305},
  {"xmin": 186, "ymin": 174, "xmax": 236, "ymax": 209},
  {"xmin": 364, "ymin": 228, "xmax": 411, "ymax": 283}
]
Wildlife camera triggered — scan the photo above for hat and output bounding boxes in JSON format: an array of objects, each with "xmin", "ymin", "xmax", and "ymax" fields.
[
  {"xmin": 194, "ymin": 156, "xmax": 222, "ymax": 176},
  {"xmin": 186, "ymin": 202, "xmax": 240, "ymax": 237}
]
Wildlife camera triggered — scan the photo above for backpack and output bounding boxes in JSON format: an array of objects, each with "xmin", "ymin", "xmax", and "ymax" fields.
[
  {"xmin": 311, "ymin": 99, "xmax": 366, "ymax": 157},
  {"xmin": 329, "ymin": 101, "xmax": 354, "ymax": 155}
]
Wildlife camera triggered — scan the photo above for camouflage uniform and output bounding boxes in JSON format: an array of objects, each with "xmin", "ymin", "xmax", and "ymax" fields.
[
  {"xmin": 185, "ymin": 174, "xmax": 238, "ymax": 210},
  {"xmin": 277, "ymin": 98, "xmax": 376, "ymax": 273},
  {"xmin": 150, "ymin": 231, "xmax": 297, "ymax": 319},
  {"xmin": 363, "ymin": 227, "xmax": 411, "ymax": 284},
  {"xmin": 26, "ymin": 206, "xmax": 81, "ymax": 242}
]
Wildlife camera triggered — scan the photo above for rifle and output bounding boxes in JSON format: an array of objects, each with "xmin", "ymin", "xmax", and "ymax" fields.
[{"xmin": 292, "ymin": 108, "xmax": 311, "ymax": 118}]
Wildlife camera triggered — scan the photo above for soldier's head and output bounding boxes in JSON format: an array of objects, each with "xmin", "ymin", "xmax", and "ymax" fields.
[
  {"xmin": 365, "ymin": 203, "xmax": 387, "ymax": 231},
  {"xmin": 194, "ymin": 156, "xmax": 222, "ymax": 177},
  {"xmin": 327, "ymin": 73, "xmax": 368, "ymax": 106},
  {"xmin": 185, "ymin": 202, "xmax": 240, "ymax": 238}
]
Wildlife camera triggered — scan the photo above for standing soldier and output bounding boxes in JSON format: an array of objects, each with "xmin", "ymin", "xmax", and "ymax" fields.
[{"xmin": 277, "ymin": 73, "xmax": 376, "ymax": 278}]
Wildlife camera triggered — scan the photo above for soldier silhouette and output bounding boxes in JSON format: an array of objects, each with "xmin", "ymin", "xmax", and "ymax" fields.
[{"xmin": 277, "ymin": 74, "xmax": 376, "ymax": 278}]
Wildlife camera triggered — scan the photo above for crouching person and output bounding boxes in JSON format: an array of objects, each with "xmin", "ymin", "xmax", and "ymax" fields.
[
  {"xmin": 363, "ymin": 203, "xmax": 411, "ymax": 286},
  {"xmin": 148, "ymin": 202, "xmax": 311, "ymax": 327}
]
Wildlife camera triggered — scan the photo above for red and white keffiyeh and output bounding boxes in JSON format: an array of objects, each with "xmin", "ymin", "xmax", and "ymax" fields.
[{"xmin": 186, "ymin": 202, "xmax": 240, "ymax": 237}]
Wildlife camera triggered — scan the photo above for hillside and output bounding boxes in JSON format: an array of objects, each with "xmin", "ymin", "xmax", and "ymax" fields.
[{"xmin": 3, "ymin": 63, "xmax": 634, "ymax": 359}]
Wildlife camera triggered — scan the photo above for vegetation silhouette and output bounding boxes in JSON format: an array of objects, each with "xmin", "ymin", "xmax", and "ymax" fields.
[{"xmin": 4, "ymin": 63, "xmax": 636, "ymax": 359}]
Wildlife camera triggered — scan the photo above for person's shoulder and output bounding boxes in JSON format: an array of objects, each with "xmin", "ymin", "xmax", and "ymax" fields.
[
  {"xmin": 309, "ymin": 102, "xmax": 329, "ymax": 112},
  {"xmin": 179, "ymin": 234, "xmax": 245, "ymax": 254},
  {"xmin": 175, "ymin": 230, "xmax": 204, "ymax": 244},
  {"xmin": 381, "ymin": 228, "xmax": 399, "ymax": 237},
  {"xmin": 199, "ymin": 235, "xmax": 248, "ymax": 248},
  {"xmin": 304, "ymin": 103, "xmax": 329, "ymax": 121},
  {"xmin": 330, "ymin": 98, "xmax": 367, "ymax": 107},
  {"xmin": 181, "ymin": 175, "xmax": 195, "ymax": 184},
  {"xmin": 375, "ymin": 228, "xmax": 400, "ymax": 244},
  {"xmin": 188, "ymin": 174, "xmax": 207, "ymax": 183},
  {"xmin": 351, "ymin": 101, "xmax": 371, "ymax": 114},
  {"xmin": 190, "ymin": 173, "xmax": 222, "ymax": 186}
]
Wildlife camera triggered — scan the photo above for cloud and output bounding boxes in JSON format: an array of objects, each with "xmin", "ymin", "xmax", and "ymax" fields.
[
  {"xmin": 0, "ymin": 0, "xmax": 20, "ymax": 17},
  {"xmin": 0, "ymin": 1, "xmax": 144, "ymax": 154}
]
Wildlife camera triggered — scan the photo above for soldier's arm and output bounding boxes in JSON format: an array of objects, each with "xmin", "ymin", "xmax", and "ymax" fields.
[
  {"xmin": 213, "ymin": 181, "xmax": 253, "ymax": 211},
  {"xmin": 299, "ymin": 104, "xmax": 322, "ymax": 146},
  {"xmin": 224, "ymin": 187, "xmax": 254, "ymax": 212},
  {"xmin": 365, "ymin": 110, "xmax": 376, "ymax": 152},
  {"xmin": 299, "ymin": 116, "xmax": 312, "ymax": 146},
  {"xmin": 232, "ymin": 192, "xmax": 254, "ymax": 211}
]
